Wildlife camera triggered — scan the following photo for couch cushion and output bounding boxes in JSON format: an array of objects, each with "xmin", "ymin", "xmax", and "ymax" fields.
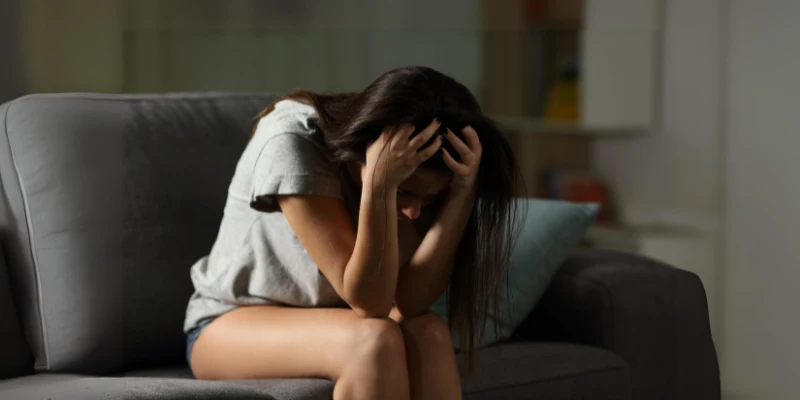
[
  {"xmin": 433, "ymin": 199, "xmax": 599, "ymax": 347},
  {"xmin": 0, "ymin": 372, "xmax": 333, "ymax": 400},
  {"xmin": 0, "ymin": 342, "xmax": 629, "ymax": 400},
  {"xmin": 0, "ymin": 93, "xmax": 277, "ymax": 373},
  {"xmin": 462, "ymin": 342, "xmax": 630, "ymax": 400}
]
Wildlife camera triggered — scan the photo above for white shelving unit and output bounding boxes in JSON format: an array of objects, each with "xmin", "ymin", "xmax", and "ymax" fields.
[{"xmin": 580, "ymin": 0, "xmax": 662, "ymax": 130}]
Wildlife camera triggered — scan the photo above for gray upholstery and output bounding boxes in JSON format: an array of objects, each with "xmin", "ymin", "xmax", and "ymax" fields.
[
  {"xmin": 0, "ymin": 372, "xmax": 329, "ymax": 400},
  {"xmin": 518, "ymin": 249, "xmax": 721, "ymax": 400},
  {"xmin": 0, "ymin": 342, "xmax": 628, "ymax": 400},
  {"xmin": 0, "ymin": 237, "xmax": 33, "ymax": 378},
  {"xmin": 461, "ymin": 342, "xmax": 629, "ymax": 400},
  {"xmin": 0, "ymin": 93, "xmax": 720, "ymax": 400},
  {"xmin": 0, "ymin": 93, "xmax": 277, "ymax": 373}
]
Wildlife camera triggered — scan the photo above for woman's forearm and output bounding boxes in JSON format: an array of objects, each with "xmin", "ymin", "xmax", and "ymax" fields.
[
  {"xmin": 343, "ymin": 179, "xmax": 400, "ymax": 318},
  {"xmin": 395, "ymin": 189, "xmax": 476, "ymax": 317}
]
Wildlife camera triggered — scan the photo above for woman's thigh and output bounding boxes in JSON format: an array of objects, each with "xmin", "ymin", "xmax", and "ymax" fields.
[{"xmin": 189, "ymin": 305, "xmax": 402, "ymax": 381}]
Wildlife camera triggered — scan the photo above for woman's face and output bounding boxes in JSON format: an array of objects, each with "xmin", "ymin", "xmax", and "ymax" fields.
[
  {"xmin": 395, "ymin": 167, "xmax": 452, "ymax": 220},
  {"xmin": 356, "ymin": 163, "xmax": 451, "ymax": 220}
]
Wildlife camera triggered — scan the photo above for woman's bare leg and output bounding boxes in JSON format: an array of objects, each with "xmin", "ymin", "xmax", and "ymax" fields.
[
  {"xmin": 190, "ymin": 306, "xmax": 410, "ymax": 400},
  {"xmin": 391, "ymin": 309, "xmax": 463, "ymax": 400}
]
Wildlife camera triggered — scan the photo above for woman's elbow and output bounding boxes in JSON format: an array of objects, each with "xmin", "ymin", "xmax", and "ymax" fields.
[
  {"xmin": 393, "ymin": 298, "xmax": 430, "ymax": 319},
  {"xmin": 341, "ymin": 282, "xmax": 394, "ymax": 318}
]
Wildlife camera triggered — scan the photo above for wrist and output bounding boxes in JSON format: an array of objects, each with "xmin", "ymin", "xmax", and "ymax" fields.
[
  {"xmin": 362, "ymin": 172, "xmax": 398, "ymax": 197},
  {"xmin": 448, "ymin": 183, "xmax": 477, "ymax": 201}
]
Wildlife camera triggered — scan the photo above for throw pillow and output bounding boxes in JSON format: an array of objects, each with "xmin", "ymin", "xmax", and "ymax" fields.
[{"xmin": 431, "ymin": 198, "xmax": 599, "ymax": 348}]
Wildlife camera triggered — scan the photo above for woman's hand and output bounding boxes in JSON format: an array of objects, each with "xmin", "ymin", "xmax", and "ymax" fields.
[
  {"xmin": 365, "ymin": 120, "xmax": 443, "ymax": 190},
  {"xmin": 441, "ymin": 126, "xmax": 482, "ymax": 195}
]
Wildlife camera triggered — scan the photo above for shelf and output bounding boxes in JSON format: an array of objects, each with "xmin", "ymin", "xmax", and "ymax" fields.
[
  {"xmin": 482, "ymin": 21, "xmax": 582, "ymax": 32},
  {"xmin": 587, "ymin": 224, "xmax": 705, "ymax": 239},
  {"xmin": 583, "ymin": 224, "xmax": 708, "ymax": 253},
  {"xmin": 491, "ymin": 115, "xmax": 647, "ymax": 136}
]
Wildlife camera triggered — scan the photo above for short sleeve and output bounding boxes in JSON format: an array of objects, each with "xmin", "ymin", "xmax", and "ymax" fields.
[{"xmin": 249, "ymin": 132, "xmax": 342, "ymax": 212}]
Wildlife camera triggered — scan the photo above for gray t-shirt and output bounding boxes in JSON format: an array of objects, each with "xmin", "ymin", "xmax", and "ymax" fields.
[{"xmin": 183, "ymin": 99, "xmax": 354, "ymax": 332}]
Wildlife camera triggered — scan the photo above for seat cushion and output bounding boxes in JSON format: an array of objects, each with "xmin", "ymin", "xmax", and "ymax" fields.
[
  {"xmin": 462, "ymin": 342, "xmax": 630, "ymax": 400},
  {"xmin": 0, "ymin": 342, "xmax": 629, "ymax": 400},
  {"xmin": 0, "ymin": 372, "xmax": 333, "ymax": 400},
  {"xmin": 0, "ymin": 93, "xmax": 277, "ymax": 373}
]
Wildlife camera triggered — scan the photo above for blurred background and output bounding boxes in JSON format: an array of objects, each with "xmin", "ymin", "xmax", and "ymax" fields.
[{"xmin": 0, "ymin": 0, "xmax": 797, "ymax": 399}]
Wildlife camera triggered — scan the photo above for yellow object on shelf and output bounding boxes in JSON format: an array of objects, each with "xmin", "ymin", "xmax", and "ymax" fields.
[{"xmin": 544, "ymin": 79, "xmax": 580, "ymax": 122}]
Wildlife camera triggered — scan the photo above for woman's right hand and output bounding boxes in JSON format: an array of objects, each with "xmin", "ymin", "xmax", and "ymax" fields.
[{"xmin": 365, "ymin": 119, "xmax": 443, "ymax": 190}]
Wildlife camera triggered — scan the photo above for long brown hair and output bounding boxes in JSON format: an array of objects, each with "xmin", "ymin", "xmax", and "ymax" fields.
[{"xmin": 257, "ymin": 66, "xmax": 523, "ymax": 371}]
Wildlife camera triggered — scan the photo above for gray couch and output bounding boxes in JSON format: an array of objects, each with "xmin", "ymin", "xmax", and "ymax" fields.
[{"xmin": 0, "ymin": 93, "xmax": 720, "ymax": 400}]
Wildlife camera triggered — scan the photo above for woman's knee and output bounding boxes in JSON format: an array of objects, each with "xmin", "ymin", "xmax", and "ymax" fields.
[
  {"xmin": 399, "ymin": 312, "xmax": 454, "ymax": 350},
  {"xmin": 350, "ymin": 318, "xmax": 406, "ymax": 366}
]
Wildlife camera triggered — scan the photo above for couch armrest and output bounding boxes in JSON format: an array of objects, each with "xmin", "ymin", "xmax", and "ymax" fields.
[{"xmin": 515, "ymin": 249, "xmax": 720, "ymax": 400}]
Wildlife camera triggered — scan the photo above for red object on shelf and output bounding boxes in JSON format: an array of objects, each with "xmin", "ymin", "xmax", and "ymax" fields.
[
  {"xmin": 541, "ymin": 169, "xmax": 616, "ymax": 224},
  {"xmin": 526, "ymin": 0, "xmax": 548, "ymax": 22}
]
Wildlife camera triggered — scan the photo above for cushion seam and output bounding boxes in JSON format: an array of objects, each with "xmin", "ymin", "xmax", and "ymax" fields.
[
  {"xmin": 465, "ymin": 364, "xmax": 629, "ymax": 395},
  {"xmin": 3, "ymin": 100, "xmax": 50, "ymax": 370}
]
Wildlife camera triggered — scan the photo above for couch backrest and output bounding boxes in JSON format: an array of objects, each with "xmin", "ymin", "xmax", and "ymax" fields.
[{"xmin": 0, "ymin": 93, "xmax": 277, "ymax": 374}]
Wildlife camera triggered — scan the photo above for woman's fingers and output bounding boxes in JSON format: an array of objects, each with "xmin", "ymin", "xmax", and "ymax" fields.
[
  {"xmin": 415, "ymin": 135, "xmax": 443, "ymax": 164},
  {"xmin": 461, "ymin": 126, "xmax": 482, "ymax": 156},
  {"xmin": 391, "ymin": 124, "xmax": 416, "ymax": 149},
  {"xmin": 444, "ymin": 128, "xmax": 473, "ymax": 161},
  {"xmin": 408, "ymin": 119, "xmax": 441, "ymax": 151},
  {"xmin": 441, "ymin": 148, "xmax": 468, "ymax": 174}
]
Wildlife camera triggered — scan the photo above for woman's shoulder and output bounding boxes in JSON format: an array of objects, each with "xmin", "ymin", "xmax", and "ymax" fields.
[
  {"xmin": 244, "ymin": 98, "xmax": 332, "ymax": 175},
  {"xmin": 253, "ymin": 99, "xmax": 319, "ymax": 142}
]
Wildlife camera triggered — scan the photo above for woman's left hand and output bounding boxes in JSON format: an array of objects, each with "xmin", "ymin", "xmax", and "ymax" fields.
[{"xmin": 441, "ymin": 125, "xmax": 482, "ymax": 196}]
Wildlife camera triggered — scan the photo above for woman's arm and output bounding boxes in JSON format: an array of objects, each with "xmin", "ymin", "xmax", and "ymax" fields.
[
  {"xmin": 279, "ymin": 122, "xmax": 443, "ymax": 318},
  {"xmin": 342, "ymin": 179, "xmax": 400, "ymax": 317},
  {"xmin": 277, "ymin": 182, "xmax": 399, "ymax": 318},
  {"xmin": 394, "ymin": 126, "xmax": 483, "ymax": 318},
  {"xmin": 395, "ymin": 189, "xmax": 475, "ymax": 318}
]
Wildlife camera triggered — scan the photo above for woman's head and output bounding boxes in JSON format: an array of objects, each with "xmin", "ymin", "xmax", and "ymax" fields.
[
  {"xmin": 257, "ymin": 66, "xmax": 523, "ymax": 371},
  {"xmin": 350, "ymin": 154, "xmax": 452, "ymax": 221},
  {"xmin": 325, "ymin": 66, "xmax": 481, "ymax": 170}
]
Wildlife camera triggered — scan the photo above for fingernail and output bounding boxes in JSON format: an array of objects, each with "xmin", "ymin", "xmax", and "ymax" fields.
[{"xmin": 435, "ymin": 117, "xmax": 441, "ymax": 125}]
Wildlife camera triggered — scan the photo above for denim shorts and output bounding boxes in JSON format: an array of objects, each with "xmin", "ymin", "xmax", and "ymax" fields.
[{"xmin": 185, "ymin": 319, "xmax": 215, "ymax": 365}]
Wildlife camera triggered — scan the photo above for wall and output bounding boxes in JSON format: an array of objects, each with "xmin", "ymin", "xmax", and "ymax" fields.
[
  {"xmin": 722, "ymin": 1, "xmax": 800, "ymax": 399},
  {"xmin": 591, "ymin": 0, "xmax": 725, "ymax": 339},
  {"xmin": 0, "ymin": 0, "xmax": 25, "ymax": 102},
  {"xmin": 22, "ymin": 0, "xmax": 124, "ymax": 93},
  {"xmin": 599, "ymin": 1, "xmax": 800, "ymax": 398},
  {"xmin": 23, "ymin": 0, "xmax": 480, "ymax": 96}
]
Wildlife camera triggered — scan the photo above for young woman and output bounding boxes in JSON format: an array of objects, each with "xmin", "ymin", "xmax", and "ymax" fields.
[{"xmin": 184, "ymin": 66, "xmax": 522, "ymax": 400}]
